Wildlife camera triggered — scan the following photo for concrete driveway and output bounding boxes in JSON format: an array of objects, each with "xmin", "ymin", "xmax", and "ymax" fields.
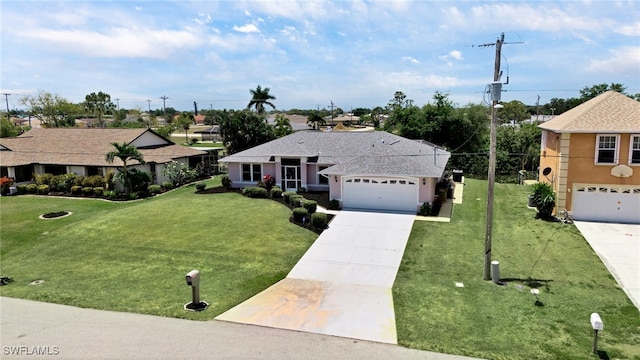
[
  {"xmin": 216, "ymin": 211, "xmax": 415, "ymax": 344},
  {"xmin": 574, "ymin": 221, "xmax": 640, "ymax": 311}
]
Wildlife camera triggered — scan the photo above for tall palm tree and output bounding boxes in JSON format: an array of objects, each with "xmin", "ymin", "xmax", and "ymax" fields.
[
  {"xmin": 176, "ymin": 112, "xmax": 195, "ymax": 144},
  {"xmin": 273, "ymin": 114, "xmax": 293, "ymax": 137},
  {"xmin": 247, "ymin": 85, "xmax": 276, "ymax": 114},
  {"xmin": 306, "ymin": 111, "xmax": 325, "ymax": 130},
  {"xmin": 105, "ymin": 142, "xmax": 145, "ymax": 193}
]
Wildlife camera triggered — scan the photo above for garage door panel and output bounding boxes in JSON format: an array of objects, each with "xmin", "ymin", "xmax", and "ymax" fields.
[
  {"xmin": 343, "ymin": 177, "xmax": 417, "ymax": 213},
  {"xmin": 572, "ymin": 184, "xmax": 640, "ymax": 224}
]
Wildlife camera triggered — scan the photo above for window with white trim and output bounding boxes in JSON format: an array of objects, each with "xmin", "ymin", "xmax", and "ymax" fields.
[
  {"xmin": 630, "ymin": 135, "xmax": 640, "ymax": 165},
  {"xmin": 241, "ymin": 164, "xmax": 262, "ymax": 182},
  {"xmin": 318, "ymin": 166, "xmax": 329, "ymax": 184},
  {"xmin": 595, "ymin": 135, "xmax": 618, "ymax": 164}
]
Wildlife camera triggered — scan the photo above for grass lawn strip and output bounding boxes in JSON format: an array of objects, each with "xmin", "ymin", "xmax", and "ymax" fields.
[
  {"xmin": 0, "ymin": 177, "xmax": 317, "ymax": 320},
  {"xmin": 393, "ymin": 179, "xmax": 640, "ymax": 360}
]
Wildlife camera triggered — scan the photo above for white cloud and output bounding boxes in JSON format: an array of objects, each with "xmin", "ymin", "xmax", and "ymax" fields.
[
  {"xmin": 586, "ymin": 46, "xmax": 640, "ymax": 75},
  {"xmin": 233, "ymin": 23, "xmax": 260, "ymax": 33},
  {"xmin": 449, "ymin": 50, "xmax": 463, "ymax": 61},
  {"xmin": 402, "ymin": 56, "xmax": 420, "ymax": 64},
  {"xmin": 616, "ymin": 21, "xmax": 640, "ymax": 36}
]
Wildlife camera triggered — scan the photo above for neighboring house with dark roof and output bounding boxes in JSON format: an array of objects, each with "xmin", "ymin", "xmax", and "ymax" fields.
[
  {"xmin": 220, "ymin": 131, "xmax": 450, "ymax": 213},
  {"xmin": 538, "ymin": 91, "xmax": 640, "ymax": 223},
  {"xmin": 0, "ymin": 128, "xmax": 208, "ymax": 190}
]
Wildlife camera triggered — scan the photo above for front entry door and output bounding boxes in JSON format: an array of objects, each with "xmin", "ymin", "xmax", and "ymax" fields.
[{"xmin": 283, "ymin": 165, "xmax": 300, "ymax": 191}]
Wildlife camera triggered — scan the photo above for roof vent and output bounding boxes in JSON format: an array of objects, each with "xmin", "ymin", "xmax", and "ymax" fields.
[{"xmin": 381, "ymin": 139, "xmax": 385, "ymax": 144}]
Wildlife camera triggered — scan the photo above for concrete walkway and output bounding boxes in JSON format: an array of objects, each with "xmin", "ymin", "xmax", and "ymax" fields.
[
  {"xmin": 216, "ymin": 211, "xmax": 415, "ymax": 344},
  {"xmin": 0, "ymin": 297, "xmax": 482, "ymax": 360},
  {"xmin": 574, "ymin": 221, "xmax": 640, "ymax": 311}
]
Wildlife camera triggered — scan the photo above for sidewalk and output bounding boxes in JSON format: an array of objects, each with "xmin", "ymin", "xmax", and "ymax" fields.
[{"xmin": 1, "ymin": 297, "xmax": 482, "ymax": 360}]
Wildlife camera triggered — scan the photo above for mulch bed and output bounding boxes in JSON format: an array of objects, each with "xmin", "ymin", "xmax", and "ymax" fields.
[{"xmin": 41, "ymin": 211, "xmax": 70, "ymax": 219}]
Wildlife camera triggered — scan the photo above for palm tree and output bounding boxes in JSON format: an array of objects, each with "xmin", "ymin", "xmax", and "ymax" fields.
[
  {"xmin": 176, "ymin": 112, "xmax": 195, "ymax": 144},
  {"xmin": 247, "ymin": 85, "xmax": 276, "ymax": 114},
  {"xmin": 105, "ymin": 142, "xmax": 145, "ymax": 194},
  {"xmin": 273, "ymin": 114, "xmax": 293, "ymax": 137},
  {"xmin": 85, "ymin": 91, "xmax": 115, "ymax": 128},
  {"xmin": 306, "ymin": 111, "xmax": 325, "ymax": 130}
]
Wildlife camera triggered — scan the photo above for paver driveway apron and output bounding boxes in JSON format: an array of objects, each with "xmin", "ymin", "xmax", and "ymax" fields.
[{"xmin": 216, "ymin": 211, "xmax": 416, "ymax": 344}]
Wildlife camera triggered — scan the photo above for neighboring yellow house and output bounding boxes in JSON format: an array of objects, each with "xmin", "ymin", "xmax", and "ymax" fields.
[{"xmin": 538, "ymin": 91, "xmax": 640, "ymax": 224}]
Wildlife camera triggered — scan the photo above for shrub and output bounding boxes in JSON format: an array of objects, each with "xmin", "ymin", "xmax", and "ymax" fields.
[
  {"xmin": 83, "ymin": 175, "xmax": 106, "ymax": 188},
  {"xmin": 328, "ymin": 199, "xmax": 340, "ymax": 210},
  {"xmin": 35, "ymin": 173, "xmax": 55, "ymax": 185},
  {"xmin": 73, "ymin": 175, "xmax": 86, "ymax": 187},
  {"xmin": 289, "ymin": 195, "xmax": 304, "ymax": 207},
  {"xmin": 256, "ymin": 181, "xmax": 265, "ymax": 188},
  {"xmin": 270, "ymin": 187, "xmax": 283, "ymax": 198},
  {"xmin": 243, "ymin": 186, "xmax": 268, "ymax": 198},
  {"xmin": 17, "ymin": 184, "xmax": 28, "ymax": 195},
  {"xmin": 297, "ymin": 187, "xmax": 306, "ymax": 193},
  {"xmin": 311, "ymin": 212, "xmax": 328, "ymax": 229},
  {"xmin": 161, "ymin": 181, "xmax": 173, "ymax": 191},
  {"xmin": 282, "ymin": 191, "xmax": 297, "ymax": 204},
  {"xmin": 303, "ymin": 200, "xmax": 317, "ymax": 214},
  {"xmin": 127, "ymin": 192, "xmax": 139, "ymax": 200},
  {"xmin": 103, "ymin": 190, "xmax": 118, "ymax": 199},
  {"xmin": 26, "ymin": 184, "xmax": 38, "ymax": 194},
  {"xmin": 93, "ymin": 187, "xmax": 104, "ymax": 196},
  {"xmin": 419, "ymin": 202, "xmax": 431, "ymax": 216},
  {"xmin": 292, "ymin": 207, "xmax": 309, "ymax": 222},
  {"xmin": 37, "ymin": 185, "xmax": 50, "ymax": 195},
  {"xmin": 530, "ymin": 182, "xmax": 556, "ymax": 220},
  {"xmin": 148, "ymin": 184, "xmax": 162, "ymax": 194},
  {"xmin": 221, "ymin": 175, "xmax": 233, "ymax": 189},
  {"xmin": 70, "ymin": 186, "xmax": 82, "ymax": 195},
  {"xmin": 0, "ymin": 176, "xmax": 13, "ymax": 194},
  {"xmin": 195, "ymin": 183, "xmax": 206, "ymax": 191},
  {"xmin": 82, "ymin": 187, "xmax": 93, "ymax": 196}
]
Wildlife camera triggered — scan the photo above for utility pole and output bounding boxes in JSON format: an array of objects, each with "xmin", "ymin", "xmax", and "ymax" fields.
[
  {"xmin": 147, "ymin": 99, "xmax": 152, "ymax": 112},
  {"xmin": 329, "ymin": 100, "xmax": 335, "ymax": 127},
  {"xmin": 2, "ymin": 93, "xmax": 11, "ymax": 120},
  {"xmin": 479, "ymin": 32, "xmax": 506, "ymax": 281},
  {"xmin": 160, "ymin": 95, "xmax": 169, "ymax": 117},
  {"xmin": 194, "ymin": 101, "xmax": 198, "ymax": 116}
]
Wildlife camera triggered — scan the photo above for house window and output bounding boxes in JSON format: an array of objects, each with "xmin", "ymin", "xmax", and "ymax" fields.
[
  {"xmin": 630, "ymin": 135, "xmax": 640, "ymax": 165},
  {"xmin": 242, "ymin": 164, "xmax": 261, "ymax": 182},
  {"xmin": 318, "ymin": 166, "xmax": 329, "ymax": 184},
  {"xmin": 595, "ymin": 135, "xmax": 618, "ymax": 164}
]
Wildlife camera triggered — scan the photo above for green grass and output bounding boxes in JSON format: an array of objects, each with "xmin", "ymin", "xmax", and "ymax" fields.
[
  {"xmin": 393, "ymin": 179, "xmax": 640, "ymax": 360},
  {"xmin": 0, "ymin": 177, "xmax": 317, "ymax": 320}
]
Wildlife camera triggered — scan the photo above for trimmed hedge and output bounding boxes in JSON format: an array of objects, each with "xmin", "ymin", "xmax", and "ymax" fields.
[
  {"xmin": 148, "ymin": 184, "xmax": 162, "ymax": 194},
  {"xmin": 282, "ymin": 191, "xmax": 297, "ymax": 204},
  {"xmin": 17, "ymin": 185, "xmax": 28, "ymax": 195},
  {"xmin": 195, "ymin": 183, "xmax": 206, "ymax": 191},
  {"xmin": 82, "ymin": 187, "xmax": 93, "ymax": 196},
  {"xmin": 292, "ymin": 207, "xmax": 309, "ymax": 222},
  {"xmin": 302, "ymin": 200, "xmax": 317, "ymax": 214},
  {"xmin": 419, "ymin": 202, "xmax": 431, "ymax": 216},
  {"xmin": 243, "ymin": 186, "xmax": 268, "ymax": 198},
  {"xmin": 26, "ymin": 184, "xmax": 38, "ymax": 194},
  {"xmin": 71, "ymin": 186, "xmax": 82, "ymax": 195},
  {"xmin": 37, "ymin": 185, "xmax": 50, "ymax": 195},
  {"xmin": 328, "ymin": 199, "xmax": 340, "ymax": 210},
  {"xmin": 311, "ymin": 212, "xmax": 328, "ymax": 229},
  {"xmin": 289, "ymin": 195, "xmax": 304, "ymax": 207},
  {"xmin": 93, "ymin": 187, "xmax": 104, "ymax": 196},
  {"xmin": 161, "ymin": 182, "xmax": 173, "ymax": 191},
  {"xmin": 270, "ymin": 187, "xmax": 283, "ymax": 198}
]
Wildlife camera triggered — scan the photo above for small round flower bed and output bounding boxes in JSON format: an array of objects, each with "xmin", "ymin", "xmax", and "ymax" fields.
[{"xmin": 39, "ymin": 211, "xmax": 72, "ymax": 220}]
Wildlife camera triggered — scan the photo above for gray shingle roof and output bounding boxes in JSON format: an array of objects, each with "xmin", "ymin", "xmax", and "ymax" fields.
[
  {"xmin": 538, "ymin": 91, "xmax": 640, "ymax": 133},
  {"xmin": 220, "ymin": 131, "xmax": 450, "ymax": 178}
]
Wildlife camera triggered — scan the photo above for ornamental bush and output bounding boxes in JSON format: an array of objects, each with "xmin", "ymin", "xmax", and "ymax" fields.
[
  {"xmin": 26, "ymin": 184, "xmax": 38, "ymax": 194},
  {"xmin": 37, "ymin": 185, "xmax": 50, "ymax": 195},
  {"xmin": 195, "ymin": 183, "xmax": 206, "ymax": 191},
  {"xmin": 303, "ymin": 200, "xmax": 317, "ymax": 214},
  {"xmin": 419, "ymin": 202, "xmax": 431, "ymax": 216},
  {"xmin": 161, "ymin": 181, "xmax": 173, "ymax": 191},
  {"xmin": 82, "ymin": 187, "xmax": 93, "ymax": 196},
  {"xmin": 311, "ymin": 212, "xmax": 328, "ymax": 229},
  {"xmin": 17, "ymin": 184, "xmax": 28, "ymax": 194},
  {"xmin": 148, "ymin": 184, "xmax": 162, "ymax": 194},
  {"xmin": 328, "ymin": 199, "xmax": 340, "ymax": 210},
  {"xmin": 93, "ymin": 187, "xmax": 104, "ymax": 196},
  {"xmin": 282, "ymin": 191, "xmax": 297, "ymax": 204},
  {"xmin": 270, "ymin": 187, "xmax": 283, "ymax": 198},
  {"xmin": 221, "ymin": 175, "xmax": 233, "ymax": 189},
  {"xmin": 70, "ymin": 186, "xmax": 82, "ymax": 195},
  {"xmin": 242, "ymin": 186, "xmax": 268, "ymax": 198},
  {"xmin": 292, "ymin": 207, "xmax": 309, "ymax": 222},
  {"xmin": 289, "ymin": 195, "xmax": 304, "ymax": 207}
]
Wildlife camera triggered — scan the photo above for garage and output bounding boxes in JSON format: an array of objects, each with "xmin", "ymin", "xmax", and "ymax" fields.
[
  {"xmin": 342, "ymin": 176, "xmax": 418, "ymax": 213},
  {"xmin": 572, "ymin": 184, "xmax": 640, "ymax": 224}
]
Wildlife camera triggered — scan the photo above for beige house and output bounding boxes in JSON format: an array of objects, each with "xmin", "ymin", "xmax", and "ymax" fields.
[
  {"xmin": 0, "ymin": 128, "xmax": 207, "ymax": 189},
  {"xmin": 538, "ymin": 91, "xmax": 640, "ymax": 223}
]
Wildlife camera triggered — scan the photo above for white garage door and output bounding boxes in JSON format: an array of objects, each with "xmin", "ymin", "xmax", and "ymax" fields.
[
  {"xmin": 572, "ymin": 184, "xmax": 640, "ymax": 224},
  {"xmin": 342, "ymin": 177, "xmax": 418, "ymax": 213}
]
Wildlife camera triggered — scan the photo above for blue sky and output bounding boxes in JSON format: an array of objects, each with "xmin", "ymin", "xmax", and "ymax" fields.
[{"xmin": 1, "ymin": 1, "xmax": 639, "ymax": 112}]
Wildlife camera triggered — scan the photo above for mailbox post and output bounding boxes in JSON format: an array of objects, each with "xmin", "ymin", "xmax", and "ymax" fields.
[
  {"xmin": 590, "ymin": 313, "xmax": 603, "ymax": 353},
  {"xmin": 184, "ymin": 270, "xmax": 208, "ymax": 311}
]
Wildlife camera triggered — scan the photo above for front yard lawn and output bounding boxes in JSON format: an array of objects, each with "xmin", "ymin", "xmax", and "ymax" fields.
[
  {"xmin": 393, "ymin": 179, "xmax": 640, "ymax": 360},
  {"xmin": 0, "ymin": 177, "xmax": 317, "ymax": 320}
]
